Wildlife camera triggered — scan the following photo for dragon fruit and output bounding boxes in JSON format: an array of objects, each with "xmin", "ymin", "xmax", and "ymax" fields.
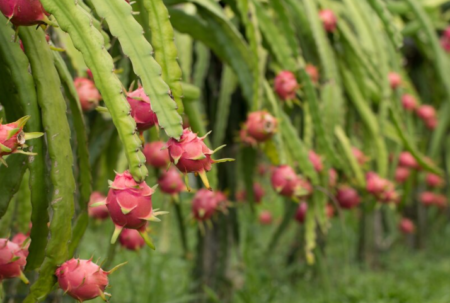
[
  {"xmin": 167, "ymin": 128, "xmax": 231, "ymax": 190},
  {"xmin": 326, "ymin": 204, "xmax": 335, "ymax": 218},
  {"xmin": 11, "ymin": 233, "xmax": 29, "ymax": 257},
  {"xmin": 74, "ymin": 78, "xmax": 101, "ymax": 112},
  {"xmin": 0, "ymin": 116, "xmax": 42, "ymax": 165},
  {"xmin": 56, "ymin": 259, "xmax": 124, "ymax": 302},
  {"xmin": 274, "ymin": 71, "xmax": 298, "ymax": 100},
  {"xmin": 236, "ymin": 183, "xmax": 265, "ymax": 203},
  {"xmin": 399, "ymin": 218, "xmax": 415, "ymax": 234},
  {"xmin": 0, "ymin": 239, "xmax": 28, "ymax": 283},
  {"xmin": 143, "ymin": 141, "xmax": 170, "ymax": 169},
  {"xmin": 426, "ymin": 173, "xmax": 444, "ymax": 188},
  {"xmin": 440, "ymin": 27, "xmax": 450, "ymax": 52},
  {"xmin": 416, "ymin": 105, "xmax": 436, "ymax": 121},
  {"xmin": 0, "ymin": 0, "xmax": 50, "ymax": 26},
  {"xmin": 259, "ymin": 210, "xmax": 272, "ymax": 225},
  {"xmin": 105, "ymin": 171, "xmax": 166, "ymax": 248},
  {"xmin": 328, "ymin": 168, "xmax": 338, "ymax": 187},
  {"xmin": 242, "ymin": 111, "xmax": 277, "ymax": 144},
  {"xmin": 295, "ymin": 202, "xmax": 308, "ymax": 224},
  {"xmin": 305, "ymin": 64, "xmax": 319, "ymax": 84},
  {"xmin": 401, "ymin": 94, "xmax": 417, "ymax": 112},
  {"xmin": 157, "ymin": 167, "xmax": 186, "ymax": 195},
  {"xmin": 126, "ymin": 87, "xmax": 159, "ymax": 131},
  {"xmin": 352, "ymin": 147, "xmax": 369, "ymax": 165},
  {"xmin": 319, "ymin": 9, "xmax": 337, "ymax": 32},
  {"xmin": 309, "ymin": 150, "xmax": 323, "ymax": 172},
  {"xmin": 336, "ymin": 186, "xmax": 361, "ymax": 209},
  {"xmin": 434, "ymin": 194, "xmax": 447, "ymax": 209},
  {"xmin": 395, "ymin": 167, "xmax": 410, "ymax": 184},
  {"xmin": 424, "ymin": 118, "xmax": 437, "ymax": 130},
  {"xmin": 388, "ymin": 72, "xmax": 402, "ymax": 89},
  {"xmin": 271, "ymin": 165, "xmax": 312, "ymax": 198},
  {"xmin": 88, "ymin": 192, "xmax": 108, "ymax": 220},
  {"xmin": 192, "ymin": 189, "xmax": 219, "ymax": 221},
  {"xmin": 119, "ymin": 229, "xmax": 145, "ymax": 251},
  {"xmin": 420, "ymin": 191, "xmax": 435, "ymax": 206},
  {"xmin": 366, "ymin": 172, "xmax": 398, "ymax": 203},
  {"xmin": 398, "ymin": 152, "xmax": 418, "ymax": 169}
]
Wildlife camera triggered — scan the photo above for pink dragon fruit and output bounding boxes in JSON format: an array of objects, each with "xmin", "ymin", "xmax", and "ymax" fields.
[
  {"xmin": 143, "ymin": 141, "xmax": 170, "ymax": 169},
  {"xmin": 56, "ymin": 259, "xmax": 124, "ymax": 302},
  {"xmin": 11, "ymin": 233, "xmax": 29, "ymax": 257},
  {"xmin": 74, "ymin": 78, "xmax": 101, "ymax": 112},
  {"xmin": 271, "ymin": 165, "xmax": 312, "ymax": 198},
  {"xmin": 401, "ymin": 94, "xmax": 417, "ymax": 112},
  {"xmin": 0, "ymin": 0, "xmax": 50, "ymax": 26},
  {"xmin": 309, "ymin": 150, "xmax": 323, "ymax": 172},
  {"xmin": 119, "ymin": 229, "xmax": 145, "ymax": 251},
  {"xmin": 352, "ymin": 147, "xmax": 369, "ymax": 165},
  {"xmin": 398, "ymin": 152, "xmax": 418, "ymax": 169},
  {"xmin": 127, "ymin": 87, "xmax": 158, "ymax": 131},
  {"xmin": 326, "ymin": 203, "xmax": 335, "ymax": 218},
  {"xmin": 419, "ymin": 191, "xmax": 435, "ymax": 206},
  {"xmin": 192, "ymin": 189, "xmax": 219, "ymax": 221},
  {"xmin": 416, "ymin": 105, "xmax": 436, "ymax": 121},
  {"xmin": 242, "ymin": 111, "xmax": 277, "ymax": 144},
  {"xmin": 237, "ymin": 183, "xmax": 265, "ymax": 203},
  {"xmin": 434, "ymin": 194, "xmax": 447, "ymax": 209},
  {"xmin": 399, "ymin": 218, "xmax": 415, "ymax": 234},
  {"xmin": 157, "ymin": 167, "xmax": 186, "ymax": 195},
  {"xmin": 366, "ymin": 172, "xmax": 398, "ymax": 203},
  {"xmin": 305, "ymin": 64, "xmax": 319, "ymax": 84},
  {"xmin": 105, "ymin": 171, "xmax": 166, "ymax": 248},
  {"xmin": 257, "ymin": 163, "xmax": 270, "ymax": 176},
  {"xmin": 259, "ymin": 210, "xmax": 273, "ymax": 225},
  {"xmin": 395, "ymin": 167, "xmax": 410, "ymax": 184},
  {"xmin": 274, "ymin": 71, "xmax": 298, "ymax": 100},
  {"xmin": 239, "ymin": 128, "xmax": 258, "ymax": 146},
  {"xmin": 0, "ymin": 239, "xmax": 28, "ymax": 283},
  {"xmin": 319, "ymin": 9, "xmax": 337, "ymax": 32},
  {"xmin": 336, "ymin": 186, "xmax": 361, "ymax": 209},
  {"xmin": 424, "ymin": 118, "xmax": 437, "ymax": 130},
  {"xmin": 388, "ymin": 72, "xmax": 402, "ymax": 89},
  {"xmin": 167, "ymin": 128, "xmax": 231, "ymax": 190},
  {"xmin": 328, "ymin": 168, "xmax": 338, "ymax": 187},
  {"xmin": 295, "ymin": 202, "xmax": 308, "ymax": 224},
  {"xmin": 440, "ymin": 27, "xmax": 450, "ymax": 52},
  {"xmin": 426, "ymin": 173, "xmax": 444, "ymax": 188},
  {"xmin": 88, "ymin": 191, "xmax": 108, "ymax": 220}
]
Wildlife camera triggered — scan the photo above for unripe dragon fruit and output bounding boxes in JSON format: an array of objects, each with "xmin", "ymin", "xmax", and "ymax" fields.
[
  {"xmin": 0, "ymin": 239, "xmax": 28, "ymax": 284},
  {"xmin": 274, "ymin": 71, "xmax": 298, "ymax": 100},
  {"xmin": 11, "ymin": 233, "xmax": 29, "ymax": 257},
  {"xmin": 399, "ymin": 218, "xmax": 415, "ymax": 234},
  {"xmin": 143, "ymin": 141, "xmax": 170, "ymax": 169},
  {"xmin": 352, "ymin": 147, "xmax": 369, "ymax": 165},
  {"xmin": 167, "ymin": 128, "xmax": 231, "ymax": 190},
  {"xmin": 388, "ymin": 72, "xmax": 402, "ymax": 89},
  {"xmin": 157, "ymin": 167, "xmax": 186, "ymax": 195},
  {"xmin": 395, "ymin": 167, "xmax": 410, "ymax": 184},
  {"xmin": 426, "ymin": 173, "xmax": 444, "ymax": 188},
  {"xmin": 416, "ymin": 105, "xmax": 436, "ymax": 121},
  {"xmin": 319, "ymin": 9, "xmax": 337, "ymax": 32},
  {"xmin": 119, "ymin": 229, "xmax": 145, "ymax": 251},
  {"xmin": 88, "ymin": 191, "xmax": 108, "ymax": 220},
  {"xmin": 259, "ymin": 210, "xmax": 272, "ymax": 225},
  {"xmin": 192, "ymin": 189, "xmax": 219, "ymax": 221},
  {"xmin": 308, "ymin": 150, "xmax": 323, "ymax": 172},
  {"xmin": 295, "ymin": 202, "xmax": 308, "ymax": 224},
  {"xmin": 401, "ymin": 94, "xmax": 417, "ymax": 112},
  {"xmin": 398, "ymin": 152, "xmax": 418, "ymax": 169},
  {"xmin": 0, "ymin": 116, "xmax": 43, "ymax": 165},
  {"xmin": 242, "ymin": 111, "xmax": 277, "ymax": 144},
  {"xmin": 127, "ymin": 87, "xmax": 158, "ymax": 132},
  {"xmin": 74, "ymin": 78, "xmax": 101, "ymax": 112},
  {"xmin": 336, "ymin": 186, "xmax": 361, "ymax": 209},
  {"xmin": 0, "ymin": 0, "xmax": 50, "ymax": 26},
  {"xmin": 305, "ymin": 64, "xmax": 319, "ymax": 84},
  {"xmin": 105, "ymin": 171, "xmax": 166, "ymax": 248},
  {"xmin": 56, "ymin": 259, "xmax": 124, "ymax": 302},
  {"xmin": 419, "ymin": 191, "xmax": 435, "ymax": 206},
  {"xmin": 271, "ymin": 165, "xmax": 312, "ymax": 198}
]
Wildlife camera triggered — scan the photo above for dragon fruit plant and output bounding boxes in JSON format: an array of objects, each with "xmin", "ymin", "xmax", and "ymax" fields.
[
  {"xmin": 74, "ymin": 77, "xmax": 102, "ymax": 112},
  {"xmin": 0, "ymin": 239, "xmax": 28, "ymax": 284},
  {"xmin": 0, "ymin": 0, "xmax": 50, "ymax": 26}
]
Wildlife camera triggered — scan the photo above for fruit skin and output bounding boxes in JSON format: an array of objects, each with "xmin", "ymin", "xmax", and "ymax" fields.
[
  {"xmin": 119, "ymin": 229, "xmax": 145, "ymax": 251},
  {"xmin": 274, "ymin": 71, "xmax": 298, "ymax": 100},
  {"xmin": 0, "ymin": 239, "xmax": 27, "ymax": 283},
  {"xmin": 55, "ymin": 259, "xmax": 109, "ymax": 302},
  {"xmin": 308, "ymin": 150, "xmax": 323, "ymax": 172},
  {"xmin": 395, "ymin": 167, "xmax": 410, "ymax": 184},
  {"xmin": 0, "ymin": 0, "xmax": 49, "ymax": 26},
  {"xmin": 11, "ymin": 233, "xmax": 29, "ymax": 257},
  {"xmin": 74, "ymin": 78, "xmax": 102, "ymax": 112},
  {"xmin": 143, "ymin": 141, "xmax": 170, "ymax": 169},
  {"xmin": 366, "ymin": 172, "xmax": 398, "ymax": 203},
  {"xmin": 243, "ymin": 111, "xmax": 277, "ymax": 144},
  {"xmin": 192, "ymin": 189, "xmax": 219, "ymax": 221},
  {"xmin": 259, "ymin": 211, "xmax": 272, "ymax": 225},
  {"xmin": 401, "ymin": 94, "xmax": 417, "ymax": 112},
  {"xmin": 295, "ymin": 202, "xmax": 308, "ymax": 224},
  {"xmin": 398, "ymin": 152, "xmax": 418, "ymax": 169},
  {"xmin": 388, "ymin": 72, "xmax": 402, "ymax": 89},
  {"xmin": 305, "ymin": 64, "xmax": 319, "ymax": 84},
  {"xmin": 157, "ymin": 167, "xmax": 185, "ymax": 195},
  {"xmin": 271, "ymin": 165, "xmax": 312, "ymax": 198},
  {"xmin": 336, "ymin": 186, "xmax": 361, "ymax": 209},
  {"xmin": 319, "ymin": 9, "xmax": 337, "ymax": 32},
  {"xmin": 107, "ymin": 171, "xmax": 155, "ymax": 231},
  {"xmin": 0, "ymin": 117, "xmax": 27, "ymax": 157},
  {"xmin": 420, "ymin": 191, "xmax": 435, "ymax": 206},
  {"xmin": 88, "ymin": 191, "xmax": 109, "ymax": 220},
  {"xmin": 126, "ymin": 87, "xmax": 158, "ymax": 131},
  {"xmin": 399, "ymin": 218, "xmax": 415, "ymax": 234},
  {"xmin": 426, "ymin": 173, "xmax": 444, "ymax": 188},
  {"xmin": 416, "ymin": 105, "xmax": 436, "ymax": 121},
  {"xmin": 352, "ymin": 147, "xmax": 369, "ymax": 165}
]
